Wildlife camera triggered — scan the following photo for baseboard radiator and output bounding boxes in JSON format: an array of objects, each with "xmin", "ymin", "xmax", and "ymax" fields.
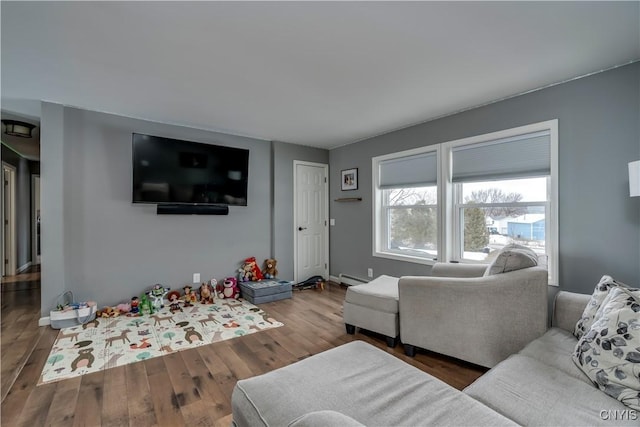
[{"xmin": 338, "ymin": 273, "xmax": 369, "ymax": 286}]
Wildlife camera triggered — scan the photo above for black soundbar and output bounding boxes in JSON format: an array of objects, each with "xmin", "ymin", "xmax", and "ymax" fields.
[{"xmin": 156, "ymin": 204, "xmax": 229, "ymax": 215}]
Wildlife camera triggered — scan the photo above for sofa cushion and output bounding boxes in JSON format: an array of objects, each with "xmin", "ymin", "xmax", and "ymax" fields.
[
  {"xmin": 344, "ymin": 275, "xmax": 399, "ymax": 314},
  {"xmin": 465, "ymin": 354, "xmax": 635, "ymax": 426},
  {"xmin": 519, "ymin": 327, "xmax": 591, "ymax": 384},
  {"xmin": 232, "ymin": 341, "xmax": 516, "ymax": 427},
  {"xmin": 574, "ymin": 275, "xmax": 617, "ymax": 339},
  {"xmin": 484, "ymin": 243, "xmax": 538, "ymax": 276},
  {"xmin": 573, "ymin": 286, "xmax": 640, "ymax": 411}
]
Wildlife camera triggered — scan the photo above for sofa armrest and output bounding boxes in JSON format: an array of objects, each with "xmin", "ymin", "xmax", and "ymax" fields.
[
  {"xmin": 431, "ymin": 262, "xmax": 487, "ymax": 278},
  {"xmin": 552, "ymin": 291, "xmax": 590, "ymax": 333},
  {"xmin": 399, "ymin": 266, "xmax": 548, "ymax": 368}
]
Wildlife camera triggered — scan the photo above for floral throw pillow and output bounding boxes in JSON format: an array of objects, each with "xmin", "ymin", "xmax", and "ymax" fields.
[
  {"xmin": 572, "ymin": 286, "xmax": 640, "ymax": 410},
  {"xmin": 574, "ymin": 275, "xmax": 616, "ymax": 339}
]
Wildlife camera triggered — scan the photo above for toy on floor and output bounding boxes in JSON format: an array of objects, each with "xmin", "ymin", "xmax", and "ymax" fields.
[
  {"xmin": 239, "ymin": 256, "xmax": 263, "ymax": 282},
  {"xmin": 147, "ymin": 284, "xmax": 170, "ymax": 311},
  {"xmin": 117, "ymin": 303, "xmax": 131, "ymax": 314},
  {"xmin": 140, "ymin": 294, "xmax": 154, "ymax": 315},
  {"xmin": 294, "ymin": 275, "xmax": 326, "ymax": 291},
  {"xmin": 219, "ymin": 277, "xmax": 240, "ymax": 299},
  {"xmin": 97, "ymin": 306, "xmax": 120, "ymax": 318},
  {"xmin": 130, "ymin": 296, "xmax": 140, "ymax": 314},
  {"xmin": 200, "ymin": 281, "xmax": 215, "ymax": 304},
  {"xmin": 262, "ymin": 258, "xmax": 278, "ymax": 279},
  {"xmin": 167, "ymin": 290, "xmax": 183, "ymax": 313},
  {"xmin": 183, "ymin": 285, "xmax": 198, "ymax": 306}
]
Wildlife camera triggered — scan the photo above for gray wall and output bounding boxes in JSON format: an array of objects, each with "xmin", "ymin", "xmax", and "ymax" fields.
[
  {"xmin": 1, "ymin": 143, "xmax": 36, "ymax": 271},
  {"xmin": 40, "ymin": 104, "xmax": 328, "ymax": 316},
  {"xmin": 273, "ymin": 141, "xmax": 330, "ymax": 280},
  {"xmin": 41, "ymin": 102, "xmax": 66, "ymax": 315},
  {"xmin": 330, "ymin": 62, "xmax": 640, "ymax": 293}
]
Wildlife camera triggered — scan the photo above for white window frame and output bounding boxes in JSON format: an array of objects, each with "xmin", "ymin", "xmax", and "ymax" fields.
[
  {"xmin": 373, "ymin": 119, "xmax": 558, "ymax": 285},
  {"xmin": 452, "ymin": 181, "xmax": 550, "ymax": 261},
  {"xmin": 372, "ymin": 145, "xmax": 440, "ymax": 265}
]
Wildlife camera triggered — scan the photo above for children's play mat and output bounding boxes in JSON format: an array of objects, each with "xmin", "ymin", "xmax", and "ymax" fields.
[{"xmin": 39, "ymin": 298, "xmax": 282, "ymax": 385}]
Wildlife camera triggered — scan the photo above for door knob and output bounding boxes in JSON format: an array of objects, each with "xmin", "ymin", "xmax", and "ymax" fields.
[{"xmin": 298, "ymin": 227, "xmax": 307, "ymax": 231}]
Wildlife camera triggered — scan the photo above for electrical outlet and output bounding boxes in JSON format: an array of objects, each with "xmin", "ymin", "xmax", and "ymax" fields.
[
  {"xmin": 367, "ymin": 268, "xmax": 373, "ymax": 278},
  {"xmin": 193, "ymin": 273, "xmax": 200, "ymax": 283}
]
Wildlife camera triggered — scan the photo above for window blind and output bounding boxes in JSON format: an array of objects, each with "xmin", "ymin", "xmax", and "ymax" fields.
[
  {"xmin": 451, "ymin": 130, "xmax": 550, "ymax": 183},
  {"xmin": 379, "ymin": 151, "xmax": 437, "ymax": 188}
]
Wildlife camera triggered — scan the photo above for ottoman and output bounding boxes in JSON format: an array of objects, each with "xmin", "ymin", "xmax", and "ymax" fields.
[
  {"xmin": 231, "ymin": 341, "xmax": 515, "ymax": 427},
  {"xmin": 342, "ymin": 275, "xmax": 399, "ymax": 347},
  {"xmin": 239, "ymin": 280, "xmax": 293, "ymax": 304}
]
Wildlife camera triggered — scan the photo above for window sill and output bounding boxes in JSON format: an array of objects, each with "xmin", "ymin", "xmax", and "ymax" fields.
[{"xmin": 373, "ymin": 251, "xmax": 437, "ymax": 266}]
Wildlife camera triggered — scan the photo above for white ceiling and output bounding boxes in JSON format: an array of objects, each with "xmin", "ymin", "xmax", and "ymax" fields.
[{"xmin": 2, "ymin": 1, "xmax": 639, "ymax": 151}]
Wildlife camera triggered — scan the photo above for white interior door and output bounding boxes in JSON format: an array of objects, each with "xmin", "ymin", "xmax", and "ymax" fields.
[
  {"xmin": 294, "ymin": 161, "xmax": 329, "ymax": 283},
  {"xmin": 2, "ymin": 163, "xmax": 17, "ymax": 277}
]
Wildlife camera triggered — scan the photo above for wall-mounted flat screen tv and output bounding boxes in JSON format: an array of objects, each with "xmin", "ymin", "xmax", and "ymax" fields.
[{"xmin": 132, "ymin": 133, "xmax": 249, "ymax": 206}]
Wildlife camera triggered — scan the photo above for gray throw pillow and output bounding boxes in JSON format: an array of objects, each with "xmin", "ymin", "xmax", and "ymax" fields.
[
  {"xmin": 484, "ymin": 243, "xmax": 538, "ymax": 276},
  {"xmin": 572, "ymin": 286, "xmax": 640, "ymax": 411},
  {"xmin": 574, "ymin": 275, "xmax": 616, "ymax": 339}
]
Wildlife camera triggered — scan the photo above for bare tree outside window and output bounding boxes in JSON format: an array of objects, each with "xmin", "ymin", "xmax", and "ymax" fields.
[{"xmin": 465, "ymin": 188, "xmax": 526, "ymax": 218}]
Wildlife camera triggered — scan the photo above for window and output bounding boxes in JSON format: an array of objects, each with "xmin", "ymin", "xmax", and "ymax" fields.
[
  {"xmin": 373, "ymin": 147, "xmax": 439, "ymax": 263},
  {"xmin": 454, "ymin": 177, "xmax": 549, "ymax": 263},
  {"xmin": 373, "ymin": 120, "xmax": 558, "ymax": 284},
  {"xmin": 383, "ymin": 186, "xmax": 438, "ymax": 260}
]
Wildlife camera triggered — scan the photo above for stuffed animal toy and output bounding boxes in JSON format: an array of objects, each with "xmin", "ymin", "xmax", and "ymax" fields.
[
  {"xmin": 147, "ymin": 284, "xmax": 170, "ymax": 311},
  {"xmin": 97, "ymin": 306, "xmax": 119, "ymax": 318},
  {"xmin": 116, "ymin": 303, "xmax": 131, "ymax": 314},
  {"xmin": 219, "ymin": 277, "xmax": 240, "ymax": 299},
  {"xmin": 238, "ymin": 263, "xmax": 254, "ymax": 282},
  {"xmin": 262, "ymin": 258, "xmax": 278, "ymax": 279},
  {"xmin": 239, "ymin": 256, "xmax": 263, "ymax": 282},
  {"xmin": 182, "ymin": 285, "xmax": 197, "ymax": 306},
  {"xmin": 200, "ymin": 281, "xmax": 214, "ymax": 304},
  {"xmin": 167, "ymin": 290, "xmax": 183, "ymax": 313}
]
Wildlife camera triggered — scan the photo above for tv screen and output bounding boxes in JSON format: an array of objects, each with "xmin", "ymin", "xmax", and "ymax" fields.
[{"xmin": 132, "ymin": 133, "xmax": 249, "ymax": 206}]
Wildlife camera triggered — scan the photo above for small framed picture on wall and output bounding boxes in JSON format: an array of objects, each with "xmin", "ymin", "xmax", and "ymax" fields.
[{"xmin": 341, "ymin": 168, "xmax": 358, "ymax": 191}]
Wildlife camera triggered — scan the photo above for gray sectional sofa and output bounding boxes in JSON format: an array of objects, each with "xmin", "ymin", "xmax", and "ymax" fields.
[{"xmin": 231, "ymin": 290, "xmax": 638, "ymax": 426}]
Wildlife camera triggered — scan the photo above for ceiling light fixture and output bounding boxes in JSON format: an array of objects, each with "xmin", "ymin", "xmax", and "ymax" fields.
[{"xmin": 2, "ymin": 119, "xmax": 36, "ymax": 138}]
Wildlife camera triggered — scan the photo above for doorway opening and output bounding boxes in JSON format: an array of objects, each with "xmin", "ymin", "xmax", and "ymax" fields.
[{"xmin": 2, "ymin": 163, "xmax": 17, "ymax": 277}]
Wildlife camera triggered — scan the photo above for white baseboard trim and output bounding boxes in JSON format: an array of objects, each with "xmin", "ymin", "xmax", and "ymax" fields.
[
  {"xmin": 39, "ymin": 316, "xmax": 51, "ymax": 326},
  {"xmin": 329, "ymin": 275, "xmax": 341, "ymax": 284},
  {"xmin": 17, "ymin": 261, "xmax": 32, "ymax": 274}
]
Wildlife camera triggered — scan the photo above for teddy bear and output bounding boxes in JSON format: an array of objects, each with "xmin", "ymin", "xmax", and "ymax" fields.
[
  {"xmin": 262, "ymin": 258, "xmax": 278, "ymax": 279},
  {"xmin": 219, "ymin": 277, "xmax": 240, "ymax": 299}
]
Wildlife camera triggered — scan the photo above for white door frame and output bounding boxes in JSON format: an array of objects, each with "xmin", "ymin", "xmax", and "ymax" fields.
[
  {"xmin": 32, "ymin": 175, "xmax": 41, "ymax": 265},
  {"xmin": 2, "ymin": 162, "xmax": 17, "ymax": 277},
  {"xmin": 293, "ymin": 160, "xmax": 329, "ymax": 283}
]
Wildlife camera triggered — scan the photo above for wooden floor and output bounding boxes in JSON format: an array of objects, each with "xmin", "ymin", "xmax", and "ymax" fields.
[
  {"xmin": 1, "ymin": 267, "xmax": 43, "ymax": 403},
  {"xmin": 1, "ymin": 276, "xmax": 486, "ymax": 427}
]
